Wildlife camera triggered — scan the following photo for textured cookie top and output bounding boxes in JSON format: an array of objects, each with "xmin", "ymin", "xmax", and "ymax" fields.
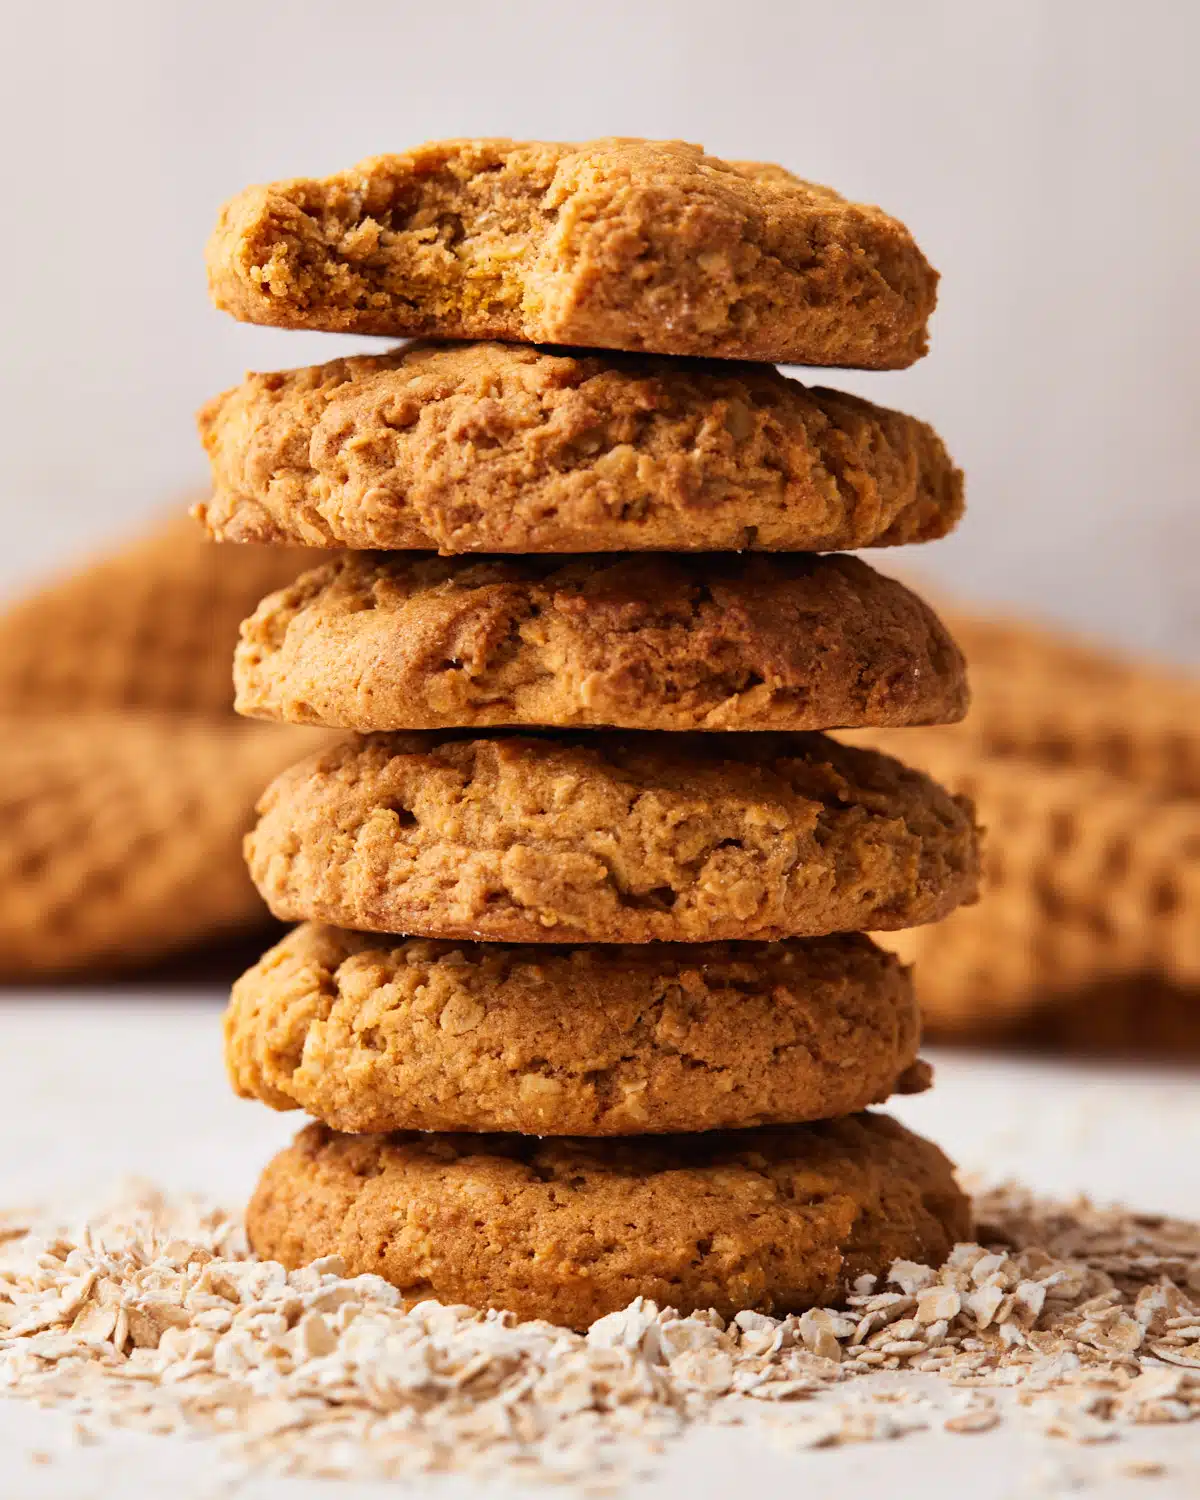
[
  {"xmin": 246, "ymin": 730, "xmax": 981, "ymax": 944},
  {"xmin": 206, "ymin": 139, "xmax": 937, "ymax": 367},
  {"xmin": 248, "ymin": 1114, "xmax": 970, "ymax": 1327},
  {"xmin": 196, "ymin": 341, "xmax": 962, "ymax": 553},
  {"xmin": 234, "ymin": 552, "xmax": 969, "ymax": 735},
  {"xmin": 225, "ymin": 923, "xmax": 929, "ymax": 1135}
]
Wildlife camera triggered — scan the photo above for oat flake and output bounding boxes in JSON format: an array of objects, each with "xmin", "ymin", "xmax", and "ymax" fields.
[{"xmin": 0, "ymin": 1180, "xmax": 1197, "ymax": 1486}]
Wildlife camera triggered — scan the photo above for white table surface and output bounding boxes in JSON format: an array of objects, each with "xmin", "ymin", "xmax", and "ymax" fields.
[{"xmin": 1, "ymin": 985, "xmax": 1198, "ymax": 1499}]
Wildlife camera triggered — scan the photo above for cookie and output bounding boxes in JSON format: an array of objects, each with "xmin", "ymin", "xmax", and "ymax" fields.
[
  {"xmin": 0, "ymin": 514, "xmax": 323, "ymax": 719},
  {"xmin": 851, "ymin": 729, "xmax": 1200, "ymax": 1043},
  {"xmin": 195, "ymin": 342, "xmax": 962, "ymax": 553},
  {"xmin": 225, "ymin": 923, "xmax": 930, "ymax": 1135},
  {"xmin": 245, "ymin": 731, "xmax": 980, "ymax": 944},
  {"xmin": 0, "ymin": 713, "xmax": 322, "ymax": 978},
  {"xmin": 233, "ymin": 552, "xmax": 969, "ymax": 735},
  {"xmin": 937, "ymin": 655, "xmax": 1200, "ymax": 802},
  {"xmin": 247, "ymin": 1114, "xmax": 969, "ymax": 1328},
  {"xmin": 206, "ymin": 139, "xmax": 937, "ymax": 368}
]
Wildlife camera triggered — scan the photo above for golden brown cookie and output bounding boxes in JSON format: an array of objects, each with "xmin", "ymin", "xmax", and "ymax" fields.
[
  {"xmin": 225, "ymin": 923, "xmax": 930, "ymax": 1134},
  {"xmin": 206, "ymin": 139, "xmax": 937, "ymax": 368},
  {"xmin": 247, "ymin": 1114, "xmax": 970, "ymax": 1327},
  {"xmin": 0, "ymin": 713, "xmax": 322, "ymax": 979},
  {"xmin": 195, "ymin": 342, "xmax": 961, "ymax": 553},
  {"xmin": 246, "ymin": 731, "xmax": 980, "ymax": 944},
  {"xmin": 0, "ymin": 513, "xmax": 322, "ymax": 719},
  {"xmin": 233, "ymin": 552, "xmax": 969, "ymax": 735},
  {"xmin": 849, "ymin": 728, "xmax": 1200, "ymax": 1048}
]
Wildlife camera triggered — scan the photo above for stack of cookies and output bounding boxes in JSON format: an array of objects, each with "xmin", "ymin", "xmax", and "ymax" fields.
[{"xmin": 199, "ymin": 139, "xmax": 980, "ymax": 1330}]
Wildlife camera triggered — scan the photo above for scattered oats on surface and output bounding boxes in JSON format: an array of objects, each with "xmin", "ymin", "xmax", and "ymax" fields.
[
  {"xmin": 1116, "ymin": 1458, "xmax": 1167, "ymax": 1478},
  {"xmin": 0, "ymin": 1180, "xmax": 1197, "ymax": 1486},
  {"xmin": 944, "ymin": 1405, "xmax": 1000, "ymax": 1434}
]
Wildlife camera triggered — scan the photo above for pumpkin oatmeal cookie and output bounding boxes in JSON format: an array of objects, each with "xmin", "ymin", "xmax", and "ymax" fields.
[
  {"xmin": 195, "ymin": 342, "xmax": 961, "ymax": 552},
  {"xmin": 247, "ymin": 1113, "xmax": 969, "ymax": 1327},
  {"xmin": 244, "ymin": 730, "xmax": 981, "ymax": 944},
  {"xmin": 206, "ymin": 139, "xmax": 937, "ymax": 367},
  {"xmin": 233, "ymin": 551, "xmax": 968, "ymax": 734},
  {"xmin": 225, "ymin": 923, "xmax": 930, "ymax": 1135}
]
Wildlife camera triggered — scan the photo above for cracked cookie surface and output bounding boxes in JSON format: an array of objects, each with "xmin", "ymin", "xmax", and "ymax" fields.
[
  {"xmin": 206, "ymin": 139, "xmax": 937, "ymax": 368},
  {"xmin": 234, "ymin": 551, "xmax": 968, "ymax": 734},
  {"xmin": 225, "ymin": 923, "xmax": 929, "ymax": 1135},
  {"xmin": 245, "ymin": 730, "xmax": 981, "ymax": 943},
  {"xmin": 247, "ymin": 1113, "xmax": 970, "ymax": 1327},
  {"xmin": 196, "ymin": 341, "xmax": 961, "ymax": 552}
]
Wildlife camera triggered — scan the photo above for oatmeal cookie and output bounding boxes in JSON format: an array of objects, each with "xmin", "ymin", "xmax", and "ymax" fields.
[
  {"xmin": 245, "ymin": 731, "xmax": 981, "ymax": 943},
  {"xmin": 225, "ymin": 923, "xmax": 929, "ymax": 1134},
  {"xmin": 206, "ymin": 139, "xmax": 937, "ymax": 367},
  {"xmin": 234, "ymin": 552, "xmax": 968, "ymax": 734},
  {"xmin": 196, "ymin": 342, "xmax": 961, "ymax": 552},
  {"xmin": 247, "ymin": 1114, "xmax": 970, "ymax": 1328}
]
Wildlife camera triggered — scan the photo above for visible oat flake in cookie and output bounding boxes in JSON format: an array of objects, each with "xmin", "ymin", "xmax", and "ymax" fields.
[
  {"xmin": 205, "ymin": 139, "xmax": 937, "ymax": 367},
  {"xmin": 233, "ymin": 552, "xmax": 969, "ymax": 734},
  {"xmin": 195, "ymin": 342, "xmax": 962, "ymax": 552},
  {"xmin": 244, "ymin": 730, "xmax": 982, "ymax": 944},
  {"xmin": 224, "ymin": 924, "xmax": 929, "ymax": 1135}
]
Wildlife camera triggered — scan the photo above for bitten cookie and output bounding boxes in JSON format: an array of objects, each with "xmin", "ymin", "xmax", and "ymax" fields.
[
  {"xmin": 247, "ymin": 1114, "xmax": 970, "ymax": 1327},
  {"xmin": 245, "ymin": 731, "xmax": 980, "ymax": 943},
  {"xmin": 234, "ymin": 552, "xmax": 969, "ymax": 734},
  {"xmin": 225, "ymin": 923, "xmax": 930, "ymax": 1135},
  {"xmin": 195, "ymin": 342, "xmax": 962, "ymax": 553},
  {"xmin": 206, "ymin": 139, "xmax": 937, "ymax": 368}
]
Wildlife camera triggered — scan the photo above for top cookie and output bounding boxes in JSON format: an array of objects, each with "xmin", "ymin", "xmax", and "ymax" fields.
[{"xmin": 206, "ymin": 138, "xmax": 937, "ymax": 367}]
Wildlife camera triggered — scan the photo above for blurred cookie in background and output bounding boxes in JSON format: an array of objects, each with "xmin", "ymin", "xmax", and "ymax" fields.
[
  {"xmin": 0, "ymin": 713, "xmax": 320, "ymax": 978},
  {"xmin": 0, "ymin": 513, "xmax": 325, "ymax": 717},
  {"xmin": 0, "ymin": 513, "xmax": 329, "ymax": 978},
  {"xmin": 846, "ymin": 599, "xmax": 1200, "ymax": 1057}
]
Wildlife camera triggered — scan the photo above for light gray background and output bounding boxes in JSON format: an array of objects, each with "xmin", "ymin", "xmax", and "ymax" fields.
[{"xmin": 3, "ymin": 0, "xmax": 1196, "ymax": 661}]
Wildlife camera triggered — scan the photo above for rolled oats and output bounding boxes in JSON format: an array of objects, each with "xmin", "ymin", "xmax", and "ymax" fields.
[{"xmin": 0, "ymin": 1179, "xmax": 1196, "ymax": 1485}]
